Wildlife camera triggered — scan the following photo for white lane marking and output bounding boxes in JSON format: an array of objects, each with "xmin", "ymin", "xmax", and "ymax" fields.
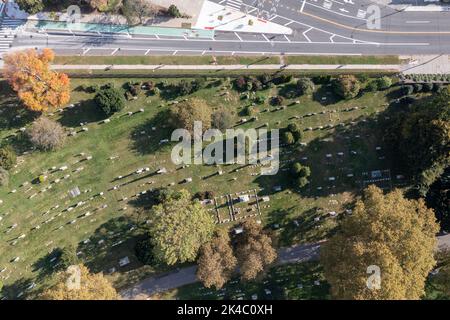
[
  {"xmin": 262, "ymin": 34, "xmax": 270, "ymax": 42},
  {"xmin": 155, "ymin": 34, "xmax": 160, "ymax": 39},
  {"xmin": 284, "ymin": 35, "xmax": 291, "ymax": 42},
  {"xmin": 405, "ymin": 21, "xmax": 430, "ymax": 24},
  {"xmin": 323, "ymin": 0, "xmax": 333, "ymax": 9},
  {"xmin": 339, "ymin": 8, "xmax": 349, "ymax": 13},
  {"xmin": 234, "ymin": 32, "xmax": 243, "ymax": 41},
  {"xmin": 82, "ymin": 48, "xmax": 90, "ymax": 55},
  {"xmin": 306, "ymin": 2, "xmax": 366, "ymax": 21},
  {"xmin": 330, "ymin": 35, "xmax": 335, "ymax": 43},
  {"xmin": 111, "ymin": 48, "xmax": 119, "ymax": 55},
  {"xmin": 172, "ymin": 50, "xmax": 178, "ymax": 55},
  {"xmin": 145, "ymin": 49, "xmax": 150, "ymax": 55},
  {"xmin": 303, "ymin": 27, "xmax": 313, "ymax": 43},
  {"xmin": 357, "ymin": 9, "xmax": 366, "ymax": 19},
  {"xmin": 269, "ymin": 15, "xmax": 278, "ymax": 21},
  {"xmin": 284, "ymin": 20, "xmax": 294, "ymax": 26},
  {"xmin": 300, "ymin": 0, "xmax": 307, "ymax": 12}
]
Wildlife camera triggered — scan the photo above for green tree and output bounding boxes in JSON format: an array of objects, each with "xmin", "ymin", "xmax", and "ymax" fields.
[
  {"xmin": 376, "ymin": 76, "xmax": 392, "ymax": 90},
  {"xmin": 197, "ymin": 231, "xmax": 237, "ymax": 289},
  {"xmin": 15, "ymin": 0, "xmax": 44, "ymax": 14},
  {"xmin": 95, "ymin": 87, "xmax": 125, "ymax": 116},
  {"xmin": 0, "ymin": 146, "xmax": 17, "ymax": 170},
  {"xmin": 333, "ymin": 75, "xmax": 361, "ymax": 99},
  {"xmin": 168, "ymin": 4, "xmax": 181, "ymax": 17},
  {"xmin": 321, "ymin": 186, "xmax": 439, "ymax": 300},
  {"xmin": 282, "ymin": 131, "xmax": 295, "ymax": 145},
  {"xmin": 150, "ymin": 190, "xmax": 215, "ymax": 265},
  {"xmin": 235, "ymin": 220, "xmax": 277, "ymax": 281},
  {"xmin": 55, "ymin": 245, "xmax": 78, "ymax": 271},
  {"xmin": 297, "ymin": 78, "xmax": 315, "ymax": 95}
]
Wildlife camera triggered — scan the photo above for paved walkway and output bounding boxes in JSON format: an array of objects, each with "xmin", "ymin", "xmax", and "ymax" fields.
[
  {"xmin": 44, "ymin": 63, "xmax": 402, "ymax": 72},
  {"xmin": 120, "ymin": 241, "xmax": 323, "ymax": 300},
  {"xmin": 401, "ymin": 55, "xmax": 450, "ymax": 74},
  {"xmin": 121, "ymin": 235, "xmax": 450, "ymax": 300}
]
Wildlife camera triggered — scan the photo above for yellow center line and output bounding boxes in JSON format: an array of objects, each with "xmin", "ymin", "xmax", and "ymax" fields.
[{"xmin": 301, "ymin": 11, "xmax": 450, "ymax": 35}]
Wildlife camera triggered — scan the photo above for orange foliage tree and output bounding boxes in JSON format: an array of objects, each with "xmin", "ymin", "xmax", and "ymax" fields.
[{"xmin": 3, "ymin": 48, "xmax": 70, "ymax": 112}]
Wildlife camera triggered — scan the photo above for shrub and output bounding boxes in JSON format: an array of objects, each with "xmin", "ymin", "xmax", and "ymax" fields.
[
  {"xmin": 272, "ymin": 74, "xmax": 293, "ymax": 85},
  {"xmin": 27, "ymin": 117, "xmax": 66, "ymax": 151},
  {"xmin": 282, "ymin": 131, "xmax": 295, "ymax": 145},
  {"xmin": 0, "ymin": 146, "xmax": 16, "ymax": 170},
  {"xmin": 376, "ymin": 76, "xmax": 392, "ymax": 90},
  {"xmin": 234, "ymin": 76, "xmax": 247, "ymax": 91},
  {"xmin": 168, "ymin": 98, "xmax": 212, "ymax": 134},
  {"xmin": 212, "ymin": 109, "xmax": 234, "ymax": 130},
  {"xmin": 287, "ymin": 123, "xmax": 301, "ymax": 133},
  {"xmin": 0, "ymin": 167, "xmax": 9, "ymax": 186},
  {"xmin": 86, "ymin": 84, "xmax": 99, "ymax": 93},
  {"xmin": 254, "ymin": 94, "xmax": 266, "ymax": 105},
  {"xmin": 297, "ymin": 78, "xmax": 315, "ymax": 95},
  {"xmin": 194, "ymin": 191, "xmax": 215, "ymax": 201},
  {"xmin": 413, "ymin": 83, "xmax": 423, "ymax": 93},
  {"xmin": 333, "ymin": 75, "xmax": 361, "ymax": 99},
  {"xmin": 291, "ymin": 162, "xmax": 311, "ymax": 188},
  {"xmin": 312, "ymin": 75, "xmax": 332, "ymax": 85},
  {"xmin": 168, "ymin": 4, "xmax": 181, "ymax": 18},
  {"xmin": 422, "ymin": 83, "xmax": 434, "ymax": 92},
  {"xmin": 95, "ymin": 87, "xmax": 125, "ymax": 116},
  {"xmin": 400, "ymin": 85, "xmax": 414, "ymax": 96},
  {"xmin": 433, "ymin": 83, "xmax": 444, "ymax": 92},
  {"xmin": 366, "ymin": 80, "xmax": 379, "ymax": 92},
  {"xmin": 271, "ymin": 95, "xmax": 284, "ymax": 106},
  {"xmin": 244, "ymin": 105, "xmax": 258, "ymax": 117}
]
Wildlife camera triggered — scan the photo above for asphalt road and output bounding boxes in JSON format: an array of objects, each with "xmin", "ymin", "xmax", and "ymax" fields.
[
  {"xmin": 9, "ymin": 0, "xmax": 450, "ymax": 56},
  {"xmin": 120, "ymin": 241, "xmax": 322, "ymax": 299},
  {"xmin": 121, "ymin": 234, "xmax": 450, "ymax": 300}
]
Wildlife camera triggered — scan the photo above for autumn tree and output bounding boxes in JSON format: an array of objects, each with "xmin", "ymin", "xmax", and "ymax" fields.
[
  {"xmin": 15, "ymin": 0, "xmax": 44, "ymax": 14},
  {"xmin": 197, "ymin": 230, "xmax": 237, "ymax": 289},
  {"xmin": 40, "ymin": 264, "xmax": 119, "ymax": 300},
  {"xmin": 321, "ymin": 185, "xmax": 439, "ymax": 300},
  {"xmin": 168, "ymin": 98, "xmax": 212, "ymax": 135},
  {"xmin": 235, "ymin": 220, "xmax": 277, "ymax": 281},
  {"xmin": 333, "ymin": 75, "xmax": 361, "ymax": 99},
  {"xmin": 212, "ymin": 108, "xmax": 235, "ymax": 130},
  {"xmin": 149, "ymin": 189, "xmax": 215, "ymax": 265},
  {"xmin": 3, "ymin": 49, "xmax": 70, "ymax": 112},
  {"xmin": 26, "ymin": 117, "xmax": 66, "ymax": 151}
]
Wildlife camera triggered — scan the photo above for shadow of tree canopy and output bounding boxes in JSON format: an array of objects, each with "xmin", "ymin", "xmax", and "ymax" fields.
[
  {"xmin": 130, "ymin": 109, "xmax": 174, "ymax": 155},
  {"xmin": 58, "ymin": 99, "xmax": 107, "ymax": 128},
  {"xmin": 0, "ymin": 82, "xmax": 40, "ymax": 131},
  {"xmin": 31, "ymin": 248, "xmax": 67, "ymax": 282},
  {"xmin": 0, "ymin": 277, "xmax": 35, "ymax": 300},
  {"xmin": 76, "ymin": 216, "xmax": 146, "ymax": 273},
  {"xmin": 313, "ymin": 84, "xmax": 340, "ymax": 106}
]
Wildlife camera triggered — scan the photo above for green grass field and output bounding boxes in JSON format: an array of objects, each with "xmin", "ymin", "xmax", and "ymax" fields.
[
  {"xmin": 0, "ymin": 73, "xmax": 402, "ymax": 299},
  {"xmin": 285, "ymin": 55, "xmax": 402, "ymax": 65}
]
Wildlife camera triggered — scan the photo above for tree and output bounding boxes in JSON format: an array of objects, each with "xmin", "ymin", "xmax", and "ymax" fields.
[
  {"xmin": 333, "ymin": 75, "xmax": 361, "ymax": 99},
  {"xmin": 168, "ymin": 4, "xmax": 181, "ymax": 18},
  {"xmin": 149, "ymin": 190, "xmax": 215, "ymax": 265},
  {"xmin": 291, "ymin": 162, "xmax": 311, "ymax": 188},
  {"xmin": 3, "ymin": 49, "xmax": 71, "ymax": 112},
  {"xmin": 197, "ymin": 231, "xmax": 237, "ymax": 289},
  {"xmin": 0, "ymin": 146, "xmax": 17, "ymax": 170},
  {"xmin": 40, "ymin": 264, "xmax": 119, "ymax": 300},
  {"xmin": 88, "ymin": 0, "xmax": 120, "ymax": 12},
  {"xmin": 15, "ymin": 0, "xmax": 44, "ymax": 14},
  {"xmin": 212, "ymin": 109, "xmax": 234, "ymax": 130},
  {"xmin": 282, "ymin": 131, "xmax": 295, "ymax": 145},
  {"xmin": 383, "ymin": 88, "xmax": 449, "ymax": 197},
  {"xmin": 400, "ymin": 85, "xmax": 414, "ymax": 96},
  {"xmin": 122, "ymin": 0, "xmax": 158, "ymax": 25},
  {"xmin": 94, "ymin": 87, "xmax": 125, "ymax": 116},
  {"xmin": 168, "ymin": 98, "xmax": 212, "ymax": 135},
  {"xmin": 376, "ymin": 76, "xmax": 392, "ymax": 90},
  {"xmin": 235, "ymin": 220, "xmax": 277, "ymax": 281},
  {"xmin": 321, "ymin": 186, "xmax": 439, "ymax": 300},
  {"xmin": 297, "ymin": 78, "xmax": 315, "ymax": 95},
  {"xmin": 431, "ymin": 248, "xmax": 450, "ymax": 298},
  {"xmin": 27, "ymin": 117, "xmax": 66, "ymax": 151}
]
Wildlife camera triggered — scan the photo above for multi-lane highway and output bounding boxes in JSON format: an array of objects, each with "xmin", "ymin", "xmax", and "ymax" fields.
[{"xmin": 6, "ymin": 0, "xmax": 450, "ymax": 56}]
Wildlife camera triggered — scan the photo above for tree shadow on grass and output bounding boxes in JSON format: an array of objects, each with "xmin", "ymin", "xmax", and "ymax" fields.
[
  {"xmin": 0, "ymin": 277, "xmax": 35, "ymax": 300},
  {"xmin": 130, "ymin": 109, "xmax": 174, "ymax": 155},
  {"xmin": 0, "ymin": 83, "xmax": 40, "ymax": 131},
  {"xmin": 76, "ymin": 216, "xmax": 147, "ymax": 274},
  {"xmin": 58, "ymin": 99, "xmax": 107, "ymax": 128},
  {"xmin": 313, "ymin": 85, "xmax": 340, "ymax": 106},
  {"xmin": 31, "ymin": 248, "xmax": 65, "ymax": 282}
]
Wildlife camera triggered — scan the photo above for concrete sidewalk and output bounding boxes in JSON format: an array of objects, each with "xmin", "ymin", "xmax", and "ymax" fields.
[{"xmin": 45, "ymin": 64, "xmax": 402, "ymax": 72}]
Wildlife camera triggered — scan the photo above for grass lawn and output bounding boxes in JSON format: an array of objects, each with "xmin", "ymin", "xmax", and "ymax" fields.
[
  {"xmin": 52, "ymin": 55, "xmax": 281, "ymax": 66},
  {"xmin": 156, "ymin": 261, "xmax": 330, "ymax": 300},
  {"xmin": 285, "ymin": 55, "xmax": 402, "ymax": 65},
  {"xmin": 0, "ymin": 72, "xmax": 404, "ymax": 299}
]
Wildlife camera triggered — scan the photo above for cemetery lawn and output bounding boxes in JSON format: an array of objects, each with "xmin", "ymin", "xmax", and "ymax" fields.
[
  {"xmin": 0, "ymin": 74, "xmax": 400, "ymax": 299},
  {"xmin": 156, "ymin": 261, "xmax": 330, "ymax": 300}
]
